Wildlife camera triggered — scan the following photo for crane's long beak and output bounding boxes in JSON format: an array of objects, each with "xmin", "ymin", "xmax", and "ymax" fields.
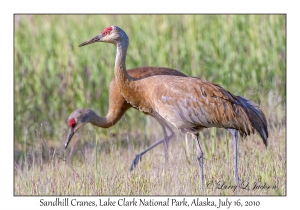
[
  {"xmin": 79, "ymin": 34, "xmax": 102, "ymax": 47},
  {"xmin": 64, "ymin": 128, "xmax": 75, "ymax": 149}
]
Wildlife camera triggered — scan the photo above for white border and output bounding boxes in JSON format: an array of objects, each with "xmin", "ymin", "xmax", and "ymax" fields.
[{"xmin": 3, "ymin": 0, "xmax": 297, "ymax": 209}]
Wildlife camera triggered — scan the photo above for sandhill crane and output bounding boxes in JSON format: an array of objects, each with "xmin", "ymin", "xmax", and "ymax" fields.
[
  {"xmin": 65, "ymin": 67, "xmax": 187, "ymax": 170},
  {"xmin": 78, "ymin": 26, "xmax": 268, "ymax": 191}
]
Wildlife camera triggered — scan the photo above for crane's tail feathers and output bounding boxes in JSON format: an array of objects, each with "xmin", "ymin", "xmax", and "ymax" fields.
[{"xmin": 236, "ymin": 96, "xmax": 268, "ymax": 147}]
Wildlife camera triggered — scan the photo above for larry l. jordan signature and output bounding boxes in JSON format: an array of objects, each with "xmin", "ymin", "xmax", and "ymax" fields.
[{"xmin": 206, "ymin": 181, "xmax": 277, "ymax": 192}]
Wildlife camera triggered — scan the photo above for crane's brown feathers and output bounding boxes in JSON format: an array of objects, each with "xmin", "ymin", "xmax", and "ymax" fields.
[
  {"xmin": 236, "ymin": 96, "xmax": 268, "ymax": 146},
  {"xmin": 118, "ymin": 75, "xmax": 268, "ymax": 146}
]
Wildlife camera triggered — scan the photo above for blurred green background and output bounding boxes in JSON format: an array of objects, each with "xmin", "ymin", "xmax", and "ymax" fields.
[{"xmin": 14, "ymin": 15, "xmax": 286, "ymax": 160}]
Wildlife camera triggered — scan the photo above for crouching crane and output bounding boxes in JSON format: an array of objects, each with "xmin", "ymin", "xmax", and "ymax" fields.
[{"xmin": 65, "ymin": 67, "xmax": 187, "ymax": 170}]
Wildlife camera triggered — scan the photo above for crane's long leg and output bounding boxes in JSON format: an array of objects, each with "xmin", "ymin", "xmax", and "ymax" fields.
[
  {"xmin": 227, "ymin": 128, "xmax": 239, "ymax": 186},
  {"xmin": 193, "ymin": 133, "xmax": 204, "ymax": 191},
  {"xmin": 156, "ymin": 116, "xmax": 172, "ymax": 162},
  {"xmin": 129, "ymin": 117, "xmax": 174, "ymax": 171}
]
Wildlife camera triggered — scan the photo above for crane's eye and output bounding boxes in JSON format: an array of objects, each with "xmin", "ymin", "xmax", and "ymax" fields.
[{"xmin": 68, "ymin": 118, "xmax": 76, "ymax": 128}]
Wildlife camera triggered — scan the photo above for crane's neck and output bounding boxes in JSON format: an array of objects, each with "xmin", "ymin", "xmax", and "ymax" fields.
[
  {"xmin": 113, "ymin": 38, "xmax": 149, "ymax": 111},
  {"xmin": 114, "ymin": 40, "xmax": 137, "ymax": 93},
  {"xmin": 89, "ymin": 112, "xmax": 116, "ymax": 129}
]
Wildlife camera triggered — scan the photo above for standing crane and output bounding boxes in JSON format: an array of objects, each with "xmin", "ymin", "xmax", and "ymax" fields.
[
  {"xmin": 65, "ymin": 67, "xmax": 187, "ymax": 170},
  {"xmin": 78, "ymin": 26, "xmax": 268, "ymax": 191}
]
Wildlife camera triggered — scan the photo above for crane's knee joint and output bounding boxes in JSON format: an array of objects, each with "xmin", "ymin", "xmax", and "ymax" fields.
[{"xmin": 196, "ymin": 153, "xmax": 203, "ymax": 161}]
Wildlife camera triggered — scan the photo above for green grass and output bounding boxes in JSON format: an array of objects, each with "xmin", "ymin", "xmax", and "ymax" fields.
[{"xmin": 14, "ymin": 14, "xmax": 286, "ymax": 195}]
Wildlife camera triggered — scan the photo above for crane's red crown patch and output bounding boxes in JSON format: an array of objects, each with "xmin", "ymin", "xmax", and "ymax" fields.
[{"xmin": 101, "ymin": 26, "xmax": 113, "ymax": 36}]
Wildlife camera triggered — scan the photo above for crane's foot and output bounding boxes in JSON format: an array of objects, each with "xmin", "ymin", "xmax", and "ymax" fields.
[{"xmin": 129, "ymin": 154, "xmax": 142, "ymax": 171}]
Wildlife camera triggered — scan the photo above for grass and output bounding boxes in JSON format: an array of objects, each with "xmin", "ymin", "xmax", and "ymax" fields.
[
  {"xmin": 14, "ymin": 14, "xmax": 286, "ymax": 195},
  {"xmin": 14, "ymin": 104, "xmax": 286, "ymax": 195}
]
